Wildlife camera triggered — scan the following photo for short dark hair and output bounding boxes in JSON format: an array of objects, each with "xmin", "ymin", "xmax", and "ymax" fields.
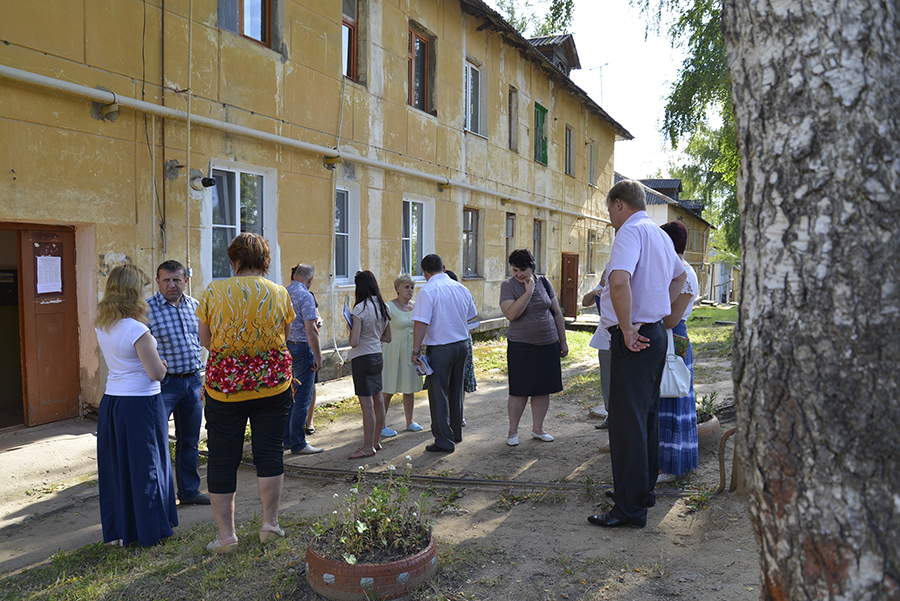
[
  {"xmin": 227, "ymin": 233, "xmax": 271, "ymax": 275},
  {"xmin": 421, "ymin": 254, "xmax": 443, "ymax": 275},
  {"xmin": 445, "ymin": 270, "xmax": 458, "ymax": 282},
  {"xmin": 661, "ymin": 221, "xmax": 688, "ymax": 254},
  {"xmin": 156, "ymin": 260, "xmax": 187, "ymax": 279},
  {"xmin": 607, "ymin": 179, "xmax": 647, "ymax": 211},
  {"xmin": 508, "ymin": 248, "xmax": 536, "ymax": 272}
]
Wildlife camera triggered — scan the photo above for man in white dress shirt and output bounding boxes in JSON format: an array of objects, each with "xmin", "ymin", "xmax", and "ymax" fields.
[{"xmin": 411, "ymin": 254, "xmax": 478, "ymax": 453}]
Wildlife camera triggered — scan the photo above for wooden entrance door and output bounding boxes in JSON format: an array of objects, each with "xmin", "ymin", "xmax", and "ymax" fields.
[
  {"xmin": 19, "ymin": 228, "xmax": 80, "ymax": 426},
  {"xmin": 560, "ymin": 253, "xmax": 579, "ymax": 318}
]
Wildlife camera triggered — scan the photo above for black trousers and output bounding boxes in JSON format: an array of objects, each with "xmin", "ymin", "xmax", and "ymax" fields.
[
  {"xmin": 607, "ymin": 320, "xmax": 667, "ymax": 524},
  {"xmin": 426, "ymin": 340, "xmax": 468, "ymax": 450}
]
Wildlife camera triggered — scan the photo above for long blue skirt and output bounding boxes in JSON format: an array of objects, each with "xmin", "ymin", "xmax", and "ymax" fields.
[
  {"xmin": 97, "ymin": 393, "xmax": 178, "ymax": 546},
  {"xmin": 658, "ymin": 320, "xmax": 699, "ymax": 476}
]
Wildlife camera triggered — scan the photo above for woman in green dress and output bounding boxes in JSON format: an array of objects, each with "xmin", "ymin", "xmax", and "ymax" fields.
[{"xmin": 381, "ymin": 274, "xmax": 424, "ymax": 436}]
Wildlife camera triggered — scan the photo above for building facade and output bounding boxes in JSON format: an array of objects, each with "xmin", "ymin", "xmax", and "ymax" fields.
[{"xmin": 0, "ymin": 0, "xmax": 629, "ymax": 426}]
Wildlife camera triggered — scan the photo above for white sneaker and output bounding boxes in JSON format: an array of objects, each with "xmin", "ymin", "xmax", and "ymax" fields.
[
  {"xmin": 532, "ymin": 431, "xmax": 554, "ymax": 442},
  {"xmin": 506, "ymin": 435, "xmax": 519, "ymax": 446},
  {"xmin": 657, "ymin": 473, "xmax": 676, "ymax": 484},
  {"xmin": 293, "ymin": 443, "xmax": 323, "ymax": 454},
  {"xmin": 589, "ymin": 405, "xmax": 608, "ymax": 418}
]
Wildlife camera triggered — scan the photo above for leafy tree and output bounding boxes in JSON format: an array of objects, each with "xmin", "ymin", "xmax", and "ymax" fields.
[
  {"xmin": 495, "ymin": 0, "xmax": 574, "ymax": 37},
  {"xmin": 634, "ymin": 0, "xmax": 740, "ymax": 257}
]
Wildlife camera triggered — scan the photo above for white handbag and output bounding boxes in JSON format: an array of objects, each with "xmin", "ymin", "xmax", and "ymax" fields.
[{"xmin": 659, "ymin": 329, "xmax": 691, "ymax": 398}]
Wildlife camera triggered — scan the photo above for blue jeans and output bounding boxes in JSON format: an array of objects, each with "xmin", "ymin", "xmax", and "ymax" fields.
[
  {"xmin": 160, "ymin": 372, "xmax": 203, "ymax": 501},
  {"xmin": 284, "ymin": 341, "xmax": 315, "ymax": 452}
]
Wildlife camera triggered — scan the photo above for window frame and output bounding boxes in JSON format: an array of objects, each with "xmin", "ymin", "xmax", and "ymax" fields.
[
  {"xmin": 565, "ymin": 125, "xmax": 575, "ymax": 176},
  {"xmin": 587, "ymin": 230, "xmax": 596, "ymax": 274},
  {"xmin": 508, "ymin": 86, "xmax": 519, "ymax": 152},
  {"xmin": 533, "ymin": 219, "xmax": 544, "ymax": 274},
  {"xmin": 204, "ymin": 160, "xmax": 279, "ymax": 284},
  {"xmin": 408, "ymin": 27, "xmax": 431, "ymax": 113},
  {"xmin": 462, "ymin": 207, "xmax": 480, "ymax": 277},
  {"xmin": 218, "ymin": 0, "xmax": 272, "ymax": 48},
  {"xmin": 588, "ymin": 140, "xmax": 597, "ymax": 186},
  {"xmin": 400, "ymin": 195, "xmax": 436, "ymax": 279},
  {"xmin": 534, "ymin": 102, "xmax": 548, "ymax": 165},
  {"xmin": 505, "ymin": 213, "xmax": 516, "ymax": 276},
  {"xmin": 465, "ymin": 60, "xmax": 485, "ymax": 135},
  {"xmin": 333, "ymin": 184, "xmax": 361, "ymax": 285},
  {"xmin": 342, "ymin": 0, "xmax": 359, "ymax": 81}
]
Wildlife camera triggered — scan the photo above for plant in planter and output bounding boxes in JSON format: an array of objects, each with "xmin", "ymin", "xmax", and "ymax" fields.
[
  {"xmin": 696, "ymin": 392, "xmax": 721, "ymax": 447},
  {"xmin": 307, "ymin": 459, "xmax": 438, "ymax": 601}
]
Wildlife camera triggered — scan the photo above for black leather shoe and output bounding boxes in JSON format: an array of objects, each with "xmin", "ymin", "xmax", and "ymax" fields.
[
  {"xmin": 604, "ymin": 491, "xmax": 655, "ymax": 508},
  {"xmin": 181, "ymin": 493, "xmax": 211, "ymax": 505},
  {"xmin": 424, "ymin": 444, "xmax": 454, "ymax": 453},
  {"xmin": 587, "ymin": 511, "xmax": 645, "ymax": 528}
]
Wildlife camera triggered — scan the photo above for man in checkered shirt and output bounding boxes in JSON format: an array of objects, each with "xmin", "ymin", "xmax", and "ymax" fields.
[{"xmin": 147, "ymin": 260, "xmax": 209, "ymax": 505}]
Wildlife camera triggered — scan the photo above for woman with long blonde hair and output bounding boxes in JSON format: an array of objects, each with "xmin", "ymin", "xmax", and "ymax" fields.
[{"xmin": 95, "ymin": 264, "xmax": 177, "ymax": 547}]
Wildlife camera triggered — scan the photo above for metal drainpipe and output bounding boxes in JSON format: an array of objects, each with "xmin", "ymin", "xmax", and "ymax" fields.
[
  {"xmin": 185, "ymin": 0, "xmax": 193, "ymax": 295},
  {"xmin": 160, "ymin": 0, "xmax": 167, "ymax": 257}
]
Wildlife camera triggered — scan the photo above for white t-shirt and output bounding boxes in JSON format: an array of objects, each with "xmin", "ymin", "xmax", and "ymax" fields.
[
  {"xmin": 589, "ymin": 266, "xmax": 611, "ymax": 351},
  {"xmin": 679, "ymin": 261, "xmax": 700, "ymax": 322},
  {"xmin": 348, "ymin": 298, "xmax": 391, "ymax": 360},
  {"xmin": 96, "ymin": 318, "xmax": 161, "ymax": 396}
]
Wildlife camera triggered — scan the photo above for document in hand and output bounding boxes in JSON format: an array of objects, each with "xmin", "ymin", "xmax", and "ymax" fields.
[
  {"xmin": 343, "ymin": 299, "xmax": 353, "ymax": 329},
  {"xmin": 415, "ymin": 355, "xmax": 434, "ymax": 376}
]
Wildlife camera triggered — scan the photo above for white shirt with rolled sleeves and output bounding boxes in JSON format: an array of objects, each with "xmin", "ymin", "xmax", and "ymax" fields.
[
  {"xmin": 411, "ymin": 273, "xmax": 477, "ymax": 345},
  {"xmin": 599, "ymin": 211, "xmax": 686, "ymax": 330}
]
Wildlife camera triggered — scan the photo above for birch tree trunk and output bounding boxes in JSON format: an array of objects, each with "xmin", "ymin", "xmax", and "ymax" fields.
[{"xmin": 722, "ymin": 1, "xmax": 900, "ymax": 599}]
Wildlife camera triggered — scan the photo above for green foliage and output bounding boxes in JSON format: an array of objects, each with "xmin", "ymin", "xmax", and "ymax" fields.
[
  {"xmin": 495, "ymin": 0, "xmax": 573, "ymax": 36},
  {"xmin": 696, "ymin": 391, "xmax": 717, "ymax": 423},
  {"xmin": 312, "ymin": 460, "xmax": 432, "ymax": 565},
  {"xmin": 634, "ymin": 0, "xmax": 741, "ymax": 256}
]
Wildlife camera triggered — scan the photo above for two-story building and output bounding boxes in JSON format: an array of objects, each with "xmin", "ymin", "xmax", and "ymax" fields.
[{"xmin": 0, "ymin": 0, "xmax": 630, "ymax": 427}]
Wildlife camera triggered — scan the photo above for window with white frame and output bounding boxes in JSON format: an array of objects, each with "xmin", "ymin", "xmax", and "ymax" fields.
[
  {"xmin": 335, "ymin": 189, "xmax": 351, "ymax": 280},
  {"xmin": 402, "ymin": 199, "xmax": 424, "ymax": 276},
  {"xmin": 587, "ymin": 230, "xmax": 597, "ymax": 274},
  {"xmin": 533, "ymin": 219, "xmax": 544, "ymax": 274},
  {"xmin": 462, "ymin": 208, "xmax": 479, "ymax": 277},
  {"xmin": 465, "ymin": 60, "xmax": 484, "ymax": 135},
  {"xmin": 210, "ymin": 167, "xmax": 269, "ymax": 280}
]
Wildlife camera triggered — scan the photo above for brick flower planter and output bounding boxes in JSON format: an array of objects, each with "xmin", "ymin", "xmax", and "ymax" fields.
[{"xmin": 306, "ymin": 536, "xmax": 438, "ymax": 601}]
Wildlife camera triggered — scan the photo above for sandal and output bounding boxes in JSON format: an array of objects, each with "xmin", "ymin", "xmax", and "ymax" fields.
[
  {"xmin": 259, "ymin": 525, "xmax": 285, "ymax": 542},
  {"xmin": 348, "ymin": 447, "xmax": 376, "ymax": 459},
  {"xmin": 206, "ymin": 536, "xmax": 239, "ymax": 554}
]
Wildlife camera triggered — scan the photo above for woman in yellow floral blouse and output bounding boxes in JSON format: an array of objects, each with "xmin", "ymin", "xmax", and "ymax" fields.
[{"xmin": 197, "ymin": 233, "xmax": 296, "ymax": 554}]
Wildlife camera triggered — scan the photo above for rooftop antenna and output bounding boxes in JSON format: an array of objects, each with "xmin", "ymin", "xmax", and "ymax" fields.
[{"xmin": 588, "ymin": 62, "xmax": 609, "ymax": 105}]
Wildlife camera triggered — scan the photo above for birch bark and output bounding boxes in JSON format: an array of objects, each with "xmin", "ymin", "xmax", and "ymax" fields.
[{"xmin": 722, "ymin": 0, "xmax": 900, "ymax": 598}]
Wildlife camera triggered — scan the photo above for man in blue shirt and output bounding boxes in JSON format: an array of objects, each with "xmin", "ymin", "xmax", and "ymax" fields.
[
  {"xmin": 283, "ymin": 263, "xmax": 324, "ymax": 454},
  {"xmin": 147, "ymin": 260, "xmax": 209, "ymax": 505}
]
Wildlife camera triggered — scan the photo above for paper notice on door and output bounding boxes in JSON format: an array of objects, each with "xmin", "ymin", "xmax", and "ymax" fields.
[{"xmin": 36, "ymin": 255, "xmax": 62, "ymax": 294}]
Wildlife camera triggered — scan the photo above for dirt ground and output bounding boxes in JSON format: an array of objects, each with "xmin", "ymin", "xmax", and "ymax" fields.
[{"xmin": 0, "ymin": 350, "xmax": 760, "ymax": 600}]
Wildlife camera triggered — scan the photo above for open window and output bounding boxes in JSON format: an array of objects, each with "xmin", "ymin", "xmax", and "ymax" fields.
[
  {"xmin": 505, "ymin": 213, "xmax": 516, "ymax": 276},
  {"xmin": 207, "ymin": 161, "xmax": 278, "ymax": 282},
  {"xmin": 408, "ymin": 25, "xmax": 435, "ymax": 114},
  {"xmin": 534, "ymin": 102, "xmax": 548, "ymax": 164},
  {"xmin": 565, "ymin": 125, "xmax": 575, "ymax": 176},
  {"xmin": 218, "ymin": 0, "xmax": 273, "ymax": 47},
  {"xmin": 465, "ymin": 60, "xmax": 485, "ymax": 135},
  {"xmin": 462, "ymin": 208, "xmax": 480, "ymax": 277},
  {"xmin": 533, "ymin": 219, "xmax": 544, "ymax": 274}
]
